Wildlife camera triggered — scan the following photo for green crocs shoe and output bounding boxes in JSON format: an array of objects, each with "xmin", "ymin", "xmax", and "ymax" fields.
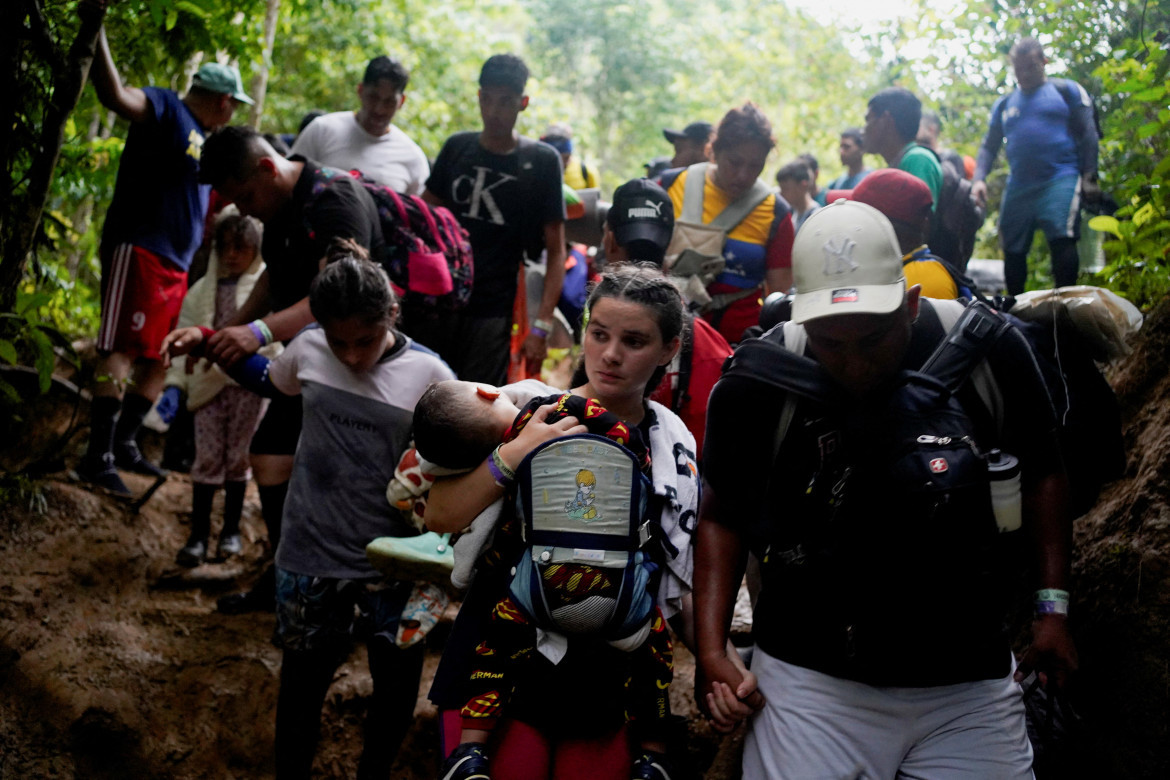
[{"xmin": 366, "ymin": 532, "xmax": 455, "ymax": 587}]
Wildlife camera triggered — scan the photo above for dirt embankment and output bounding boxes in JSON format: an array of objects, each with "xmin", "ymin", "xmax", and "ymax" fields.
[{"xmin": 1064, "ymin": 294, "xmax": 1170, "ymax": 778}]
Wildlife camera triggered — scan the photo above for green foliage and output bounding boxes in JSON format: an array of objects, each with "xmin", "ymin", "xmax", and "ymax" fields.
[
  {"xmin": 0, "ymin": 288, "xmax": 77, "ymax": 415},
  {"xmin": 27, "ymin": 0, "xmax": 1169, "ymax": 340},
  {"xmin": 525, "ymin": 0, "xmax": 875, "ymax": 192},
  {"xmin": 263, "ymin": 0, "xmax": 524, "ymax": 153},
  {"xmin": 1087, "ymin": 36, "xmax": 1170, "ymax": 308},
  {"xmin": 0, "ymin": 471, "xmax": 49, "ymax": 519}
]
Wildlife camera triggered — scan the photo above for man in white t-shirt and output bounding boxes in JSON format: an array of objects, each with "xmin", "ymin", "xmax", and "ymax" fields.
[{"xmin": 291, "ymin": 55, "xmax": 429, "ymax": 194}]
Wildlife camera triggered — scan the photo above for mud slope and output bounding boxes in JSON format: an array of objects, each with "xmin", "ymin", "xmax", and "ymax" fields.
[
  {"xmin": 0, "ymin": 471, "xmax": 729, "ymax": 778},
  {"xmin": 1066, "ymin": 294, "xmax": 1170, "ymax": 778}
]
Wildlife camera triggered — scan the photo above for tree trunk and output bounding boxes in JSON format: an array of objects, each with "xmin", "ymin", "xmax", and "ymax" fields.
[
  {"xmin": 0, "ymin": 2, "xmax": 106, "ymax": 313},
  {"xmin": 247, "ymin": 0, "xmax": 282, "ymax": 130}
]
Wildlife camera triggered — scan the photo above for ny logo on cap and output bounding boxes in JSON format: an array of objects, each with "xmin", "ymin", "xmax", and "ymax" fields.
[{"xmin": 822, "ymin": 236, "xmax": 859, "ymax": 276}]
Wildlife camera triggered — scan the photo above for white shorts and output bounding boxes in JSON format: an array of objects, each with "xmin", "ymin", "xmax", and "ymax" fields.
[{"xmin": 744, "ymin": 648, "xmax": 1033, "ymax": 780}]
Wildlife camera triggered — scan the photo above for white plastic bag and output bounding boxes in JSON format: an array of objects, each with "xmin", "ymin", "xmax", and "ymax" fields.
[{"xmin": 1011, "ymin": 285, "xmax": 1143, "ymax": 362}]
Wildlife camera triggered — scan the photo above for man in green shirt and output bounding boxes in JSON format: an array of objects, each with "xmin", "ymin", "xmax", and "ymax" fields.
[{"xmin": 864, "ymin": 87, "xmax": 942, "ymax": 210}]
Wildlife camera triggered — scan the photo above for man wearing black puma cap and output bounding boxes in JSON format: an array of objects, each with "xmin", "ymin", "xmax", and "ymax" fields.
[
  {"xmin": 604, "ymin": 178, "xmax": 675, "ymax": 263},
  {"xmin": 601, "ymin": 178, "xmax": 732, "ymax": 459}
]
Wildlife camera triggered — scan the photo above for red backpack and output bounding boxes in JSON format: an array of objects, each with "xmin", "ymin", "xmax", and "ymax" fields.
[
  {"xmin": 356, "ymin": 176, "xmax": 474, "ymax": 311},
  {"xmin": 302, "ymin": 166, "xmax": 474, "ymax": 310}
]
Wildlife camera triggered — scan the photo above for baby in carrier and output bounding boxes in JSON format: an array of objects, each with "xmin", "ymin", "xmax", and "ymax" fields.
[{"xmin": 409, "ymin": 379, "xmax": 675, "ymax": 779}]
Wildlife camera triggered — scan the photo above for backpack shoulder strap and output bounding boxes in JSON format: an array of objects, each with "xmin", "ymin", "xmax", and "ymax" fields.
[
  {"xmin": 721, "ymin": 329, "xmax": 826, "ymax": 400},
  {"xmin": 1051, "ymin": 78, "xmax": 1102, "ymax": 140},
  {"xmin": 721, "ymin": 324, "xmax": 828, "ymax": 461},
  {"xmin": 708, "ymin": 179, "xmax": 772, "ymax": 233},
  {"xmin": 921, "ymin": 299, "xmax": 1007, "ymax": 436},
  {"xmin": 780, "ymin": 320, "xmax": 808, "ymax": 355},
  {"xmin": 680, "ymin": 163, "xmax": 709, "ymax": 223}
]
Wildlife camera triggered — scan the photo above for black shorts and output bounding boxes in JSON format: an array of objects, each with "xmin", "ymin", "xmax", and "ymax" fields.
[{"xmin": 249, "ymin": 392, "xmax": 303, "ymax": 456}]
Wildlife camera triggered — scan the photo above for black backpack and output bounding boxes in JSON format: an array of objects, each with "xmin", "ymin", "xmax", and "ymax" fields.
[
  {"xmin": 998, "ymin": 306, "xmax": 1125, "ymax": 517},
  {"xmin": 1051, "ymin": 77, "xmax": 1104, "ymax": 140},
  {"xmin": 929, "ymin": 154, "xmax": 985, "ymax": 272},
  {"xmin": 720, "ymin": 301, "xmax": 1015, "ymax": 685}
]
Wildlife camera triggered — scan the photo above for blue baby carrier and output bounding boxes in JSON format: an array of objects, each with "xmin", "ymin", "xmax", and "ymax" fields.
[{"xmin": 508, "ymin": 434, "xmax": 658, "ymax": 640}]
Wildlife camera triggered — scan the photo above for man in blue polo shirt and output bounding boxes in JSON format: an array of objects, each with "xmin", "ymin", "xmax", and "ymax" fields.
[
  {"xmin": 77, "ymin": 10, "xmax": 250, "ymax": 495},
  {"xmin": 972, "ymin": 37, "xmax": 1100, "ymax": 295}
]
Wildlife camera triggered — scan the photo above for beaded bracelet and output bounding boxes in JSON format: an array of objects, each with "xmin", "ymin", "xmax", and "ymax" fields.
[
  {"xmin": 488, "ymin": 445, "xmax": 516, "ymax": 487},
  {"xmin": 529, "ymin": 326, "xmax": 549, "ymax": 339},
  {"xmin": 531, "ymin": 317, "xmax": 554, "ymax": 338}
]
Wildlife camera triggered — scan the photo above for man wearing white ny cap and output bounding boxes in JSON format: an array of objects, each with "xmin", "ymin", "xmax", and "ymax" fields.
[{"xmin": 694, "ymin": 200, "xmax": 1075, "ymax": 777}]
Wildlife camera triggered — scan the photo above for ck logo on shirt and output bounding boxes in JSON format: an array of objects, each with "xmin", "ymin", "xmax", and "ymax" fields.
[{"xmin": 451, "ymin": 166, "xmax": 516, "ymax": 225}]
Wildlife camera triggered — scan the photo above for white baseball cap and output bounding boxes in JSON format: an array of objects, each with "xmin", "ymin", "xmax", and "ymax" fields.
[{"xmin": 790, "ymin": 200, "xmax": 907, "ymax": 324}]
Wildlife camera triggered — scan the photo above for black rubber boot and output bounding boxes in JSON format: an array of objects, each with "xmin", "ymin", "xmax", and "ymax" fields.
[
  {"xmin": 178, "ymin": 482, "xmax": 216, "ymax": 567},
  {"xmin": 78, "ymin": 396, "xmax": 131, "ymax": 497},
  {"xmin": 1050, "ymin": 237, "xmax": 1080, "ymax": 289},
  {"xmin": 113, "ymin": 392, "xmax": 165, "ymax": 477},
  {"xmin": 218, "ymin": 480, "xmax": 246, "ymax": 558}
]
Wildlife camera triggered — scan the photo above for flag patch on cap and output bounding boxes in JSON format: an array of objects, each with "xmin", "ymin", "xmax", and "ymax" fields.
[{"xmin": 831, "ymin": 288, "xmax": 859, "ymax": 304}]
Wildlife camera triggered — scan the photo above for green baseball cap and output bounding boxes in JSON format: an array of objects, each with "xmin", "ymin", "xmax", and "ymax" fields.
[{"xmin": 191, "ymin": 63, "xmax": 254, "ymax": 105}]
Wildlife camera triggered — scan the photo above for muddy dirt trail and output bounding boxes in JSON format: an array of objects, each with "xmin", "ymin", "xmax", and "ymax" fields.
[{"xmin": 0, "ymin": 469, "xmax": 737, "ymax": 779}]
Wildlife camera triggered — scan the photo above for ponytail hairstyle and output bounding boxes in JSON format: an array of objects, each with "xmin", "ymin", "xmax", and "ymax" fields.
[
  {"xmin": 572, "ymin": 262, "xmax": 685, "ymax": 395},
  {"xmin": 309, "ymin": 238, "xmax": 398, "ymax": 328}
]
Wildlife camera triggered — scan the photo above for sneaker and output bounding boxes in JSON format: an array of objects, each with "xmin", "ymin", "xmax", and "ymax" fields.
[
  {"xmin": 439, "ymin": 742, "xmax": 490, "ymax": 780},
  {"xmin": 75, "ymin": 456, "xmax": 132, "ymax": 498},
  {"xmin": 176, "ymin": 538, "xmax": 207, "ymax": 568},
  {"xmin": 218, "ymin": 534, "xmax": 242, "ymax": 558},
  {"xmin": 632, "ymin": 750, "xmax": 676, "ymax": 780},
  {"xmin": 366, "ymin": 532, "xmax": 454, "ymax": 587},
  {"xmin": 113, "ymin": 440, "xmax": 167, "ymax": 477},
  {"xmin": 395, "ymin": 583, "xmax": 450, "ymax": 648}
]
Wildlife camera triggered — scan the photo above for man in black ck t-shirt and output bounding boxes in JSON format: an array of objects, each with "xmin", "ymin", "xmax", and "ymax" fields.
[{"xmin": 422, "ymin": 53, "xmax": 566, "ymax": 384}]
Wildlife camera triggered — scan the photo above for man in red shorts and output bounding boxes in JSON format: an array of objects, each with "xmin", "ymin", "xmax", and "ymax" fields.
[{"xmin": 76, "ymin": 10, "xmax": 251, "ymax": 495}]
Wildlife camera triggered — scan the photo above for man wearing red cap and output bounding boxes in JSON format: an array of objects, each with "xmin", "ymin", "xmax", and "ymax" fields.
[{"xmin": 826, "ymin": 168, "xmax": 967, "ymax": 299}]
